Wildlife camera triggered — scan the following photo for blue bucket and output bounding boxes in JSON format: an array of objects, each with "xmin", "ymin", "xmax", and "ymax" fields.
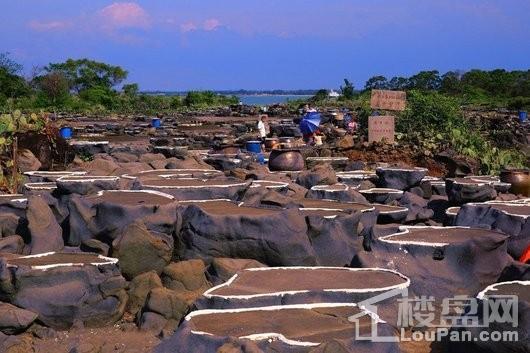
[
  {"xmin": 246, "ymin": 140, "xmax": 262, "ymax": 153},
  {"xmin": 256, "ymin": 153, "xmax": 265, "ymax": 165},
  {"xmin": 59, "ymin": 126, "xmax": 72, "ymax": 139},
  {"xmin": 151, "ymin": 118, "xmax": 162, "ymax": 128},
  {"xmin": 519, "ymin": 111, "xmax": 527, "ymax": 123}
]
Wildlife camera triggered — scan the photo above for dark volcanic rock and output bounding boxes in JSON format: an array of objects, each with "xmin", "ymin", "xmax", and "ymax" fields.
[
  {"xmin": 82, "ymin": 158, "xmax": 120, "ymax": 176},
  {"xmin": 306, "ymin": 184, "xmax": 368, "ymax": 203},
  {"xmin": 0, "ymin": 302, "xmax": 38, "ymax": 334},
  {"xmin": 127, "ymin": 271, "xmax": 163, "ymax": 316},
  {"xmin": 67, "ymin": 190, "xmax": 179, "ymax": 247},
  {"xmin": 0, "ymin": 195, "xmax": 27, "ymax": 220},
  {"xmin": 241, "ymin": 188, "xmax": 294, "ymax": 209},
  {"xmin": 0, "ymin": 252, "xmax": 127, "ymax": 329},
  {"xmin": 176, "ymin": 200, "xmax": 374, "ymax": 267},
  {"xmin": 435, "ymin": 150, "xmax": 477, "ymax": 177},
  {"xmin": 112, "ymin": 221, "xmax": 173, "ymax": 280},
  {"xmin": 143, "ymin": 287, "xmax": 188, "ymax": 322},
  {"xmin": 376, "ymin": 167, "xmax": 427, "ymax": 190},
  {"xmin": 455, "ymin": 202, "xmax": 530, "ymax": 259},
  {"xmin": 208, "ymin": 258, "xmax": 267, "ymax": 284},
  {"xmin": 138, "ymin": 311, "xmax": 167, "ymax": 333},
  {"xmin": 0, "ymin": 214, "xmax": 22, "ymax": 238},
  {"xmin": 26, "ymin": 195, "xmax": 64, "ymax": 254},
  {"xmin": 139, "ymin": 153, "xmax": 166, "ymax": 165},
  {"xmin": 111, "ymin": 152, "xmax": 138, "ymax": 163},
  {"xmin": 204, "ymin": 154, "xmax": 252, "ymax": 171},
  {"xmin": 0, "ymin": 236, "xmax": 24, "ymax": 254},
  {"xmin": 359, "ymin": 188, "xmax": 403, "ymax": 204},
  {"xmin": 446, "ymin": 178, "xmax": 497, "ymax": 205},
  {"xmin": 16, "ymin": 149, "xmax": 42, "ymax": 172},
  {"xmin": 449, "ymin": 280, "xmax": 530, "ymax": 353},
  {"xmin": 80, "ymin": 239, "xmax": 110, "ymax": 256},
  {"xmin": 0, "ymin": 332, "xmax": 35, "ymax": 352},
  {"xmin": 56, "ymin": 176, "xmax": 121, "ymax": 195},
  {"xmin": 160, "ymin": 260, "xmax": 211, "ymax": 304},
  {"xmin": 176, "ymin": 202, "xmax": 312, "ymax": 266},
  {"xmin": 295, "ymin": 164, "xmax": 337, "ymax": 189},
  {"xmin": 352, "ymin": 226, "xmax": 513, "ymax": 299},
  {"xmin": 398, "ymin": 192, "xmax": 434, "ymax": 222}
]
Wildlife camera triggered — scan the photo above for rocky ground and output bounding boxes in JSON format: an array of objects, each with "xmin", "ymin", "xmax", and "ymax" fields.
[{"xmin": 0, "ymin": 111, "xmax": 529, "ymax": 353}]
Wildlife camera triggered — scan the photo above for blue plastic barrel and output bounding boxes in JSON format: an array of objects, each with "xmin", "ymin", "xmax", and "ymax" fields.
[
  {"xmin": 246, "ymin": 140, "xmax": 262, "ymax": 153},
  {"xmin": 519, "ymin": 111, "xmax": 527, "ymax": 123},
  {"xmin": 151, "ymin": 118, "xmax": 162, "ymax": 128},
  {"xmin": 59, "ymin": 126, "xmax": 72, "ymax": 139}
]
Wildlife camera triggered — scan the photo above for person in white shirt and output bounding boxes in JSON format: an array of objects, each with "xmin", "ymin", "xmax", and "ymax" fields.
[{"xmin": 257, "ymin": 115, "xmax": 269, "ymax": 142}]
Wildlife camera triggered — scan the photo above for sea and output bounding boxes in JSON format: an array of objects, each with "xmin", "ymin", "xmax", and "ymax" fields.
[{"xmin": 237, "ymin": 95, "xmax": 312, "ymax": 106}]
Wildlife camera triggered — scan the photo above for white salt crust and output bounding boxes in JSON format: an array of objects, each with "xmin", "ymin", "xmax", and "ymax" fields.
[
  {"xmin": 477, "ymin": 280, "xmax": 530, "ymax": 300},
  {"xmin": 310, "ymin": 184, "xmax": 349, "ymax": 192},
  {"xmin": 6, "ymin": 252, "xmax": 119, "ymax": 271},
  {"xmin": 379, "ymin": 226, "xmax": 473, "ymax": 247},
  {"xmin": 122, "ymin": 169, "xmax": 221, "ymax": 180}
]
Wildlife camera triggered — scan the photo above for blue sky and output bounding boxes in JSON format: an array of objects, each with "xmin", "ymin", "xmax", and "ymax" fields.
[{"xmin": 1, "ymin": 0, "xmax": 529, "ymax": 90}]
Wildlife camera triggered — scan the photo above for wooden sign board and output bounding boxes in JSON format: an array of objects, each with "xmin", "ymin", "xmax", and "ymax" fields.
[
  {"xmin": 370, "ymin": 90, "xmax": 406, "ymax": 111},
  {"xmin": 368, "ymin": 116, "xmax": 395, "ymax": 143}
]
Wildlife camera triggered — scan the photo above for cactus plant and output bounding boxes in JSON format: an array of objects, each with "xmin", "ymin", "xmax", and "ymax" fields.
[{"xmin": 0, "ymin": 111, "xmax": 50, "ymax": 192}]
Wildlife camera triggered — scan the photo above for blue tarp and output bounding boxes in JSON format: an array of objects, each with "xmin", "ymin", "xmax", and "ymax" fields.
[{"xmin": 299, "ymin": 112, "xmax": 321, "ymax": 135}]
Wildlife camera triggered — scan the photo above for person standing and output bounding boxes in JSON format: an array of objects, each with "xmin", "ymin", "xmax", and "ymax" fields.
[{"xmin": 257, "ymin": 115, "xmax": 269, "ymax": 143}]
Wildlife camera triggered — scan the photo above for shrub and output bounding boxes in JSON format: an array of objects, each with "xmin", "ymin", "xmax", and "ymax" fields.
[{"xmin": 398, "ymin": 90, "xmax": 526, "ymax": 173}]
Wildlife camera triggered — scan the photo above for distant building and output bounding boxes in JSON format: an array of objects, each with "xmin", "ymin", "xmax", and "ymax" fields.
[{"xmin": 328, "ymin": 90, "xmax": 340, "ymax": 98}]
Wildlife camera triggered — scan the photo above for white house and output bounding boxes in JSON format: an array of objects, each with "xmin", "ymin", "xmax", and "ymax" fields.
[{"xmin": 328, "ymin": 90, "xmax": 340, "ymax": 98}]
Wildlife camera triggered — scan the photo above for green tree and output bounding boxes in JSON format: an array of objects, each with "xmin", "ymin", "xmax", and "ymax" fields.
[
  {"xmin": 184, "ymin": 91, "xmax": 215, "ymax": 106},
  {"xmin": 123, "ymin": 83, "xmax": 139, "ymax": 96},
  {"xmin": 45, "ymin": 58, "xmax": 128, "ymax": 93},
  {"xmin": 38, "ymin": 72, "xmax": 70, "ymax": 106},
  {"xmin": 0, "ymin": 53, "xmax": 29, "ymax": 101},
  {"xmin": 340, "ymin": 79, "xmax": 355, "ymax": 99},
  {"xmin": 0, "ymin": 69, "xmax": 29, "ymax": 100},
  {"xmin": 388, "ymin": 76, "xmax": 409, "ymax": 90},
  {"xmin": 312, "ymin": 89, "xmax": 329, "ymax": 102},
  {"xmin": 0, "ymin": 52, "xmax": 23, "ymax": 75},
  {"xmin": 170, "ymin": 96, "xmax": 182, "ymax": 109},
  {"xmin": 79, "ymin": 86, "xmax": 116, "ymax": 108},
  {"xmin": 364, "ymin": 76, "xmax": 388, "ymax": 90},
  {"xmin": 440, "ymin": 71, "xmax": 462, "ymax": 95},
  {"xmin": 408, "ymin": 70, "xmax": 442, "ymax": 90}
]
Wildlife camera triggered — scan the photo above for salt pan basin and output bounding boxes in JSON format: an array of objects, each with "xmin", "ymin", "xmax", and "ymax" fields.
[
  {"xmin": 197, "ymin": 267, "xmax": 409, "ymax": 309},
  {"xmin": 155, "ymin": 303, "xmax": 399, "ymax": 353},
  {"xmin": 139, "ymin": 177, "xmax": 250, "ymax": 201},
  {"xmin": 352, "ymin": 226, "xmax": 513, "ymax": 299}
]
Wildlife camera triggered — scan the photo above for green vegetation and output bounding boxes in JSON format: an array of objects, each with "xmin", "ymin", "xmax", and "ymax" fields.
[
  {"xmin": 340, "ymin": 79, "xmax": 355, "ymax": 100},
  {"xmin": 397, "ymin": 91, "xmax": 526, "ymax": 174},
  {"xmin": 312, "ymin": 70, "xmax": 530, "ymax": 110},
  {"xmin": 362, "ymin": 69, "xmax": 530, "ymax": 110},
  {"xmin": 183, "ymin": 91, "xmax": 238, "ymax": 107},
  {"xmin": 310, "ymin": 71, "xmax": 530, "ymax": 173},
  {"xmin": 0, "ymin": 53, "xmax": 238, "ymax": 114},
  {"xmin": 0, "ymin": 110, "xmax": 51, "ymax": 191}
]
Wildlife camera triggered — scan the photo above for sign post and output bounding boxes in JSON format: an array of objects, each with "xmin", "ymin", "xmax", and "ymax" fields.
[
  {"xmin": 370, "ymin": 90, "xmax": 407, "ymax": 111},
  {"xmin": 368, "ymin": 116, "xmax": 395, "ymax": 143},
  {"xmin": 368, "ymin": 90, "xmax": 406, "ymax": 143}
]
